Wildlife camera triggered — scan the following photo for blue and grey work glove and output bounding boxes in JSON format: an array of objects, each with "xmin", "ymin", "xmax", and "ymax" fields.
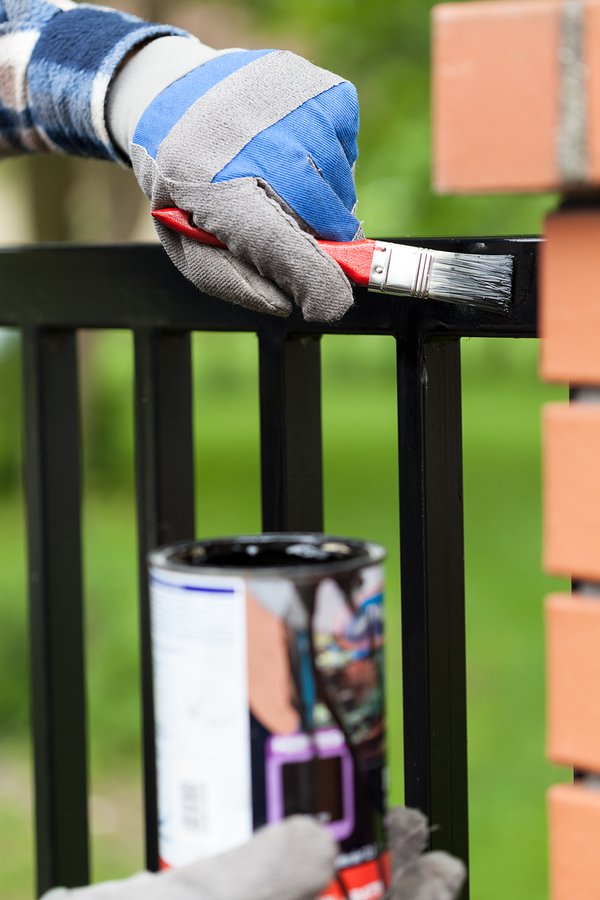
[
  {"xmin": 41, "ymin": 808, "xmax": 465, "ymax": 900},
  {"xmin": 108, "ymin": 37, "xmax": 361, "ymax": 322}
]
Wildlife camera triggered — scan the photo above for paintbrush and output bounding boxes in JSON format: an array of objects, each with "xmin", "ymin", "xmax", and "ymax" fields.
[{"xmin": 152, "ymin": 208, "xmax": 514, "ymax": 315}]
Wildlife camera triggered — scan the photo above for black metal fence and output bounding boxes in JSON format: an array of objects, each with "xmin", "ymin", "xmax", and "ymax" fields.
[{"xmin": 0, "ymin": 236, "xmax": 539, "ymax": 899}]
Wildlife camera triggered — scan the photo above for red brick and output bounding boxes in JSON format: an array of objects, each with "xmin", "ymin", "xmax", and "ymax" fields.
[
  {"xmin": 549, "ymin": 784, "xmax": 600, "ymax": 900},
  {"xmin": 543, "ymin": 403, "xmax": 600, "ymax": 580},
  {"xmin": 547, "ymin": 595, "xmax": 600, "ymax": 772},
  {"xmin": 541, "ymin": 210, "xmax": 600, "ymax": 384},
  {"xmin": 433, "ymin": 1, "xmax": 561, "ymax": 193},
  {"xmin": 433, "ymin": 1, "xmax": 600, "ymax": 193}
]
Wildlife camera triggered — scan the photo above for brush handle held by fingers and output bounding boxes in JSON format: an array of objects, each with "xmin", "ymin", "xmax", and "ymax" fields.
[
  {"xmin": 152, "ymin": 208, "xmax": 513, "ymax": 314},
  {"xmin": 152, "ymin": 207, "xmax": 374, "ymax": 286}
]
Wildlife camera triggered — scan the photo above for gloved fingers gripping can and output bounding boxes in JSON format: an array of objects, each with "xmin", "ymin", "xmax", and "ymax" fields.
[{"xmin": 148, "ymin": 534, "xmax": 390, "ymax": 899}]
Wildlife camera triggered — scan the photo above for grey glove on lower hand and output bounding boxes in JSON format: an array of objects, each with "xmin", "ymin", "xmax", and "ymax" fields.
[
  {"xmin": 387, "ymin": 807, "xmax": 466, "ymax": 900},
  {"xmin": 42, "ymin": 816, "xmax": 336, "ymax": 900},
  {"xmin": 42, "ymin": 807, "xmax": 465, "ymax": 900}
]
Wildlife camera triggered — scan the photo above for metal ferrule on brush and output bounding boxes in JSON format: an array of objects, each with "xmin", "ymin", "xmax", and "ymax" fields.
[
  {"xmin": 368, "ymin": 241, "xmax": 435, "ymax": 298},
  {"xmin": 367, "ymin": 240, "xmax": 513, "ymax": 314}
]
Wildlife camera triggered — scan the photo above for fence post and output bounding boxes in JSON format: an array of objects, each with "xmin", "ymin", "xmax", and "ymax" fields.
[
  {"xmin": 258, "ymin": 330, "xmax": 324, "ymax": 532},
  {"xmin": 396, "ymin": 332, "xmax": 469, "ymax": 894},
  {"xmin": 134, "ymin": 329, "xmax": 196, "ymax": 870},
  {"xmin": 22, "ymin": 328, "xmax": 89, "ymax": 896}
]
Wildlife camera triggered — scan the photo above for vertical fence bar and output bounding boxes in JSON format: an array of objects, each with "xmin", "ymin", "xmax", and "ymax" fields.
[
  {"xmin": 396, "ymin": 333, "xmax": 469, "ymax": 893},
  {"xmin": 134, "ymin": 329, "xmax": 195, "ymax": 870},
  {"xmin": 258, "ymin": 331, "xmax": 324, "ymax": 532},
  {"xmin": 22, "ymin": 328, "xmax": 89, "ymax": 896}
]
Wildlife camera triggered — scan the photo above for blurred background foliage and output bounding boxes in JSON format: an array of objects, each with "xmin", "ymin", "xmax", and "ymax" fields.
[{"xmin": 0, "ymin": 1, "xmax": 568, "ymax": 898}]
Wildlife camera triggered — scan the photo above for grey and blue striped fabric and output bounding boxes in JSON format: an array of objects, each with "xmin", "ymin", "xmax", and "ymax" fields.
[{"xmin": 0, "ymin": 0, "xmax": 186, "ymax": 159}]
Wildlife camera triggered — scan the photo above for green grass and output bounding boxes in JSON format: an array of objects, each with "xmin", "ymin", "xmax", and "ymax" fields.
[
  {"xmin": 0, "ymin": 334, "xmax": 569, "ymax": 898},
  {"xmin": 461, "ymin": 341, "xmax": 569, "ymax": 899}
]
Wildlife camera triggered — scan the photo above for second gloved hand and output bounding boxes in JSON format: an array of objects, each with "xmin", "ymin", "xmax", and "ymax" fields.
[
  {"xmin": 42, "ymin": 808, "xmax": 466, "ymax": 900},
  {"xmin": 42, "ymin": 817, "xmax": 336, "ymax": 900},
  {"xmin": 388, "ymin": 807, "xmax": 466, "ymax": 900},
  {"xmin": 129, "ymin": 47, "xmax": 361, "ymax": 322}
]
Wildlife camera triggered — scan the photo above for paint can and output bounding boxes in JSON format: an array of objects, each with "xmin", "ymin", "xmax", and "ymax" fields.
[{"xmin": 149, "ymin": 533, "xmax": 389, "ymax": 899}]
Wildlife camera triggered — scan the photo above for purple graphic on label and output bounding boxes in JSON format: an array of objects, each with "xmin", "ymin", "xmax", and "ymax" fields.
[{"xmin": 265, "ymin": 727, "xmax": 355, "ymax": 842}]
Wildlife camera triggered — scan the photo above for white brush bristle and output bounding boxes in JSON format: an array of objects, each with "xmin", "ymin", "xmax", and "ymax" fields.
[{"xmin": 428, "ymin": 251, "xmax": 513, "ymax": 314}]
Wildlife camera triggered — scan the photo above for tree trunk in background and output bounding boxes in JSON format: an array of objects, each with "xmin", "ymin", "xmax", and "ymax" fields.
[
  {"xmin": 106, "ymin": 165, "xmax": 147, "ymax": 242},
  {"xmin": 27, "ymin": 155, "xmax": 76, "ymax": 242}
]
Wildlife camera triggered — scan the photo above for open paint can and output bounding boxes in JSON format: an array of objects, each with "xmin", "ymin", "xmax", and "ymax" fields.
[{"xmin": 149, "ymin": 534, "xmax": 389, "ymax": 899}]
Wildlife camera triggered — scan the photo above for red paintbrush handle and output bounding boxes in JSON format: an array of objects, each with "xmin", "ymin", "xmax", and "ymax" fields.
[{"xmin": 151, "ymin": 207, "xmax": 374, "ymax": 288}]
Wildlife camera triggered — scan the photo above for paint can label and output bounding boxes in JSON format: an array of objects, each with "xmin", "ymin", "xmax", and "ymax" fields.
[{"xmin": 151, "ymin": 571, "xmax": 253, "ymax": 865}]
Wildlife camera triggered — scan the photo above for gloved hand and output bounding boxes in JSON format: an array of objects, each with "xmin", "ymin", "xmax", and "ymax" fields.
[
  {"xmin": 41, "ymin": 808, "xmax": 466, "ymax": 900},
  {"xmin": 127, "ymin": 46, "xmax": 361, "ymax": 322},
  {"xmin": 387, "ymin": 807, "xmax": 466, "ymax": 900},
  {"xmin": 42, "ymin": 817, "xmax": 336, "ymax": 900}
]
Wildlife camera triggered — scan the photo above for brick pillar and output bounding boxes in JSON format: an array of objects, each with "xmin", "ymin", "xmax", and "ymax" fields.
[{"xmin": 433, "ymin": 2, "xmax": 600, "ymax": 897}]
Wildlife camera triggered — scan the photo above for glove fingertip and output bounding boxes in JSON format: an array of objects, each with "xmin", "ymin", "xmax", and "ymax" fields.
[
  {"xmin": 255, "ymin": 816, "xmax": 337, "ymax": 899},
  {"xmin": 299, "ymin": 275, "xmax": 354, "ymax": 324},
  {"xmin": 282, "ymin": 815, "xmax": 338, "ymax": 866},
  {"xmin": 386, "ymin": 806, "xmax": 429, "ymax": 872},
  {"xmin": 420, "ymin": 852, "xmax": 467, "ymax": 895}
]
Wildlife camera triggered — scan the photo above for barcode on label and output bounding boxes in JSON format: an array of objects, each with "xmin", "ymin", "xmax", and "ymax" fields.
[{"xmin": 181, "ymin": 782, "xmax": 208, "ymax": 832}]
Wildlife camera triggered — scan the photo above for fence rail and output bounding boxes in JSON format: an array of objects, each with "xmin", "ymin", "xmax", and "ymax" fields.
[{"xmin": 0, "ymin": 236, "xmax": 539, "ymax": 898}]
